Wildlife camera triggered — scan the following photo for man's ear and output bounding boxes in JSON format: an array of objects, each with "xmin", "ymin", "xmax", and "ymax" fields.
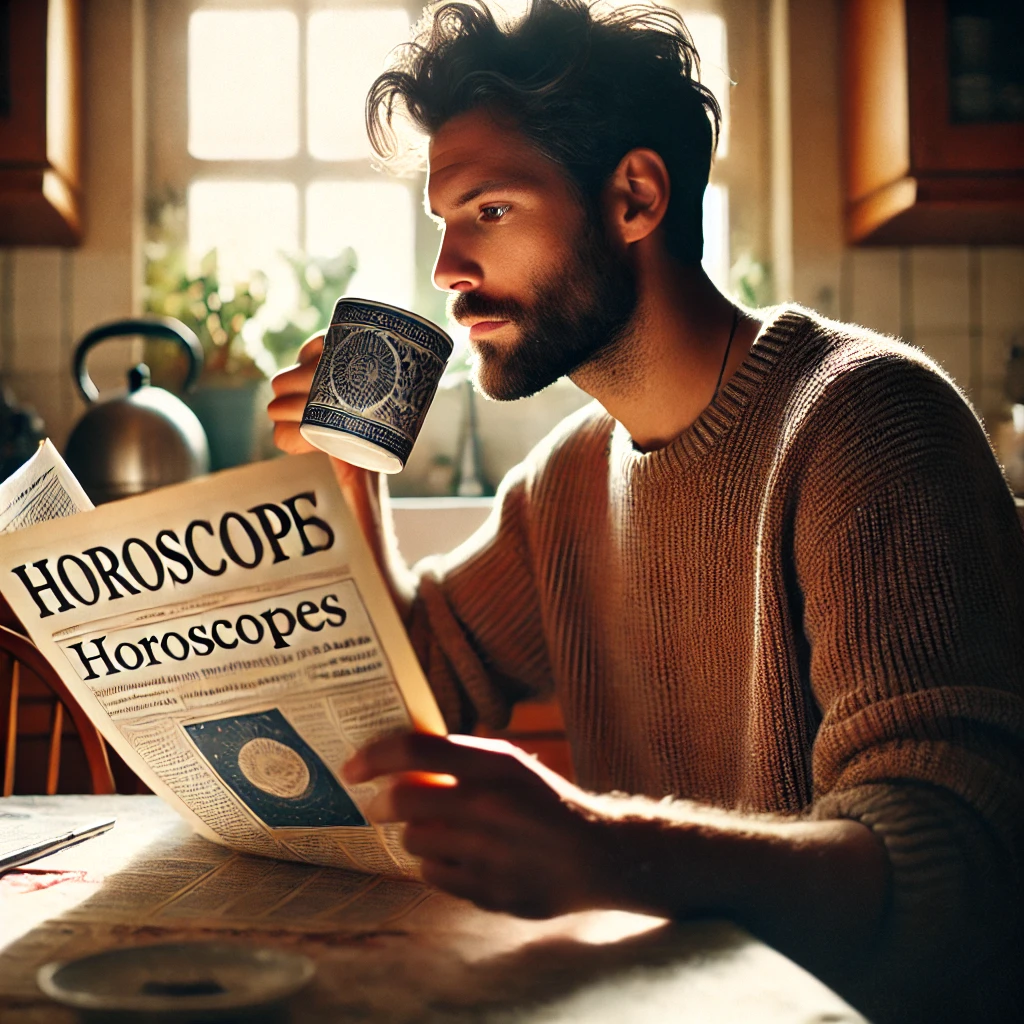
[{"xmin": 604, "ymin": 148, "xmax": 671, "ymax": 246}]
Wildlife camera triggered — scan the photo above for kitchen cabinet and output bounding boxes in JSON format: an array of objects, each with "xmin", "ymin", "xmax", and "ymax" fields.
[
  {"xmin": 0, "ymin": 0, "xmax": 82, "ymax": 246},
  {"xmin": 843, "ymin": 0, "xmax": 1024, "ymax": 244}
]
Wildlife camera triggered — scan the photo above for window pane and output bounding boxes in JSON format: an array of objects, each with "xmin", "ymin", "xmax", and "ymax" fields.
[
  {"xmin": 701, "ymin": 183, "xmax": 729, "ymax": 291},
  {"xmin": 307, "ymin": 8, "xmax": 411, "ymax": 160},
  {"xmin": 189, "ymin": 180, "xmax": 299, "ymax": 326},
  {"xmin": 675, "ymin": 11, "xmax": 730, "ymax": 158},
  {"xmin": 189, "ymin": 10, "xmax": 299, "ymax": 159},
  {"xmin": 306, "ymin": 181, "xmax": 415, "ymax": 309}
]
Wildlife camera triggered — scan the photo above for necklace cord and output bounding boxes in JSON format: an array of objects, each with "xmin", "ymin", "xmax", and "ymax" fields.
[{"xmin": 712, "ymin": 307, "xmax": 740, "ymax": 404}]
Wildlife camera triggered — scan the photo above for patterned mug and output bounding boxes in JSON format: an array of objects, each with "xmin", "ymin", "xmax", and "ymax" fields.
[{"xmin": 300, "ymin": 298, "xmax": 454, "ymax": 473}]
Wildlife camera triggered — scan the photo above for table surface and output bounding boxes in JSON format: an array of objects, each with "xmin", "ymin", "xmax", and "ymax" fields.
[{"xmin": 0, "ymin": 795, "xmax": 867, "ymax": 1023}]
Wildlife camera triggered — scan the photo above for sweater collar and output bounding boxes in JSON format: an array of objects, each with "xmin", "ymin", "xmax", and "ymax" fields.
[{"xmin": 609, "ymin": 304, "xmax": 814, "ymax": 479}]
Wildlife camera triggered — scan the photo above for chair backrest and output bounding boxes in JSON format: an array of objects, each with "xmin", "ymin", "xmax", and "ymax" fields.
[{"xmin": 0, "ymin": 624, "xmax": 115, "ymax": 795}]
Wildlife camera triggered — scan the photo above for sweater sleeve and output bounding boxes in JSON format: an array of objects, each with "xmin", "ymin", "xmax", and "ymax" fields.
[
  {"xmin": 794, "ymin": 353, "xmax": 1024, "ymax": 1020},
  {"xmin": 405, "ymin": 460, "xmax": 555, "ymax": 734}
]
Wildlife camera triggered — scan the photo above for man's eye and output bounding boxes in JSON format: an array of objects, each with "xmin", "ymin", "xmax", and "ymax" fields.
[{"xmin": 479, "ymin": 204, "xmax": 511, "ymax": 222}]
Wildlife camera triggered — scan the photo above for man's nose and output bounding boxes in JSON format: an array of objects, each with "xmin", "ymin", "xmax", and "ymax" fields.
[{"xmin": 432, "ymin": 229, "xmax": 482, "ymax": 293}]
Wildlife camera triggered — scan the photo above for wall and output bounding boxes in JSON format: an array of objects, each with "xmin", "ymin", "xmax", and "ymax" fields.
[
  {"xmin": 782, "ymin": 0, "xmax": 1024, "ymax": 441},
  {"xmin": 0, "ymin": 0, "xmax": 145, "ymax": 450}
]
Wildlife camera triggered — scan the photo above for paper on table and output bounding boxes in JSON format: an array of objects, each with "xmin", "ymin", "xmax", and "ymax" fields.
[{"xmin": 0, "ymin": 807, "xmax": 114, "ymax": 871}]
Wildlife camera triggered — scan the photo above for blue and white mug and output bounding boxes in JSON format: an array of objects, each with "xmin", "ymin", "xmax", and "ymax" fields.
[{"xmin": 300, "ymin": 298, "xmax": 453, "ymax": 474}]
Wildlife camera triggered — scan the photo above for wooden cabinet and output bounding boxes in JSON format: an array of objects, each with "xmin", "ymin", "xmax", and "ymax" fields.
[
  {"xmin": 843, "ymin": 0, "xmax": 1024, "ymax": 244},
  {"xmin": 0, "ymin": 0, "xmax": 82, "ymax": 246}
]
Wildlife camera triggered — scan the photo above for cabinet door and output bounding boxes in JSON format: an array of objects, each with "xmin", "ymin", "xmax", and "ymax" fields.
[
  {"xmin": 844, "ymin": 0, "xmax": 1024, "ymax": 244},
  {"xmin": 907, "ymin": 0, "xmax": 1024, "ymax": 174},
  {"xmin": 0, "ymin": 0, "xmax": 82, "ymax": 246}
]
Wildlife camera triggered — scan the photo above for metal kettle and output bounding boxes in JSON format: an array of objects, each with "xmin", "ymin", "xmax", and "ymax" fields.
[{"xmin": 64, "ymin": 317, "xmax": 210, "ymax": 504}]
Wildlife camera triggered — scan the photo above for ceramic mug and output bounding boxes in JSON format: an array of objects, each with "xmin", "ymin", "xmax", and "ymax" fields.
[{"xmin": 299, "ymin": 298, "xmax": 454, "ymax": 473}]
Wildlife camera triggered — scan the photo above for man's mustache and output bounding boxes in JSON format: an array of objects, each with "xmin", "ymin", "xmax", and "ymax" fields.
[{"xmin": 448, "ymin": 291, "xmax": 526, "ymax": 325}]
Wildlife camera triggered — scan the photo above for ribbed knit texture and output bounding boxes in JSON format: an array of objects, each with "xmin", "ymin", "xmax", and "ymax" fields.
[{"xmin": 408, "ymin": 306, "xmax": 1024, "ymax": 1022}]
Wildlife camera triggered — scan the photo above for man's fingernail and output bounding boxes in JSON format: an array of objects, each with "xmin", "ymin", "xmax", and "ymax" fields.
[{"xmin": 342, "ymin": 754, "xmax": 364, "ymax": 783}]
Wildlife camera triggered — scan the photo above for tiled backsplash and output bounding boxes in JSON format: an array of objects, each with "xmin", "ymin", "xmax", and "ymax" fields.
[{"xmin": 841, "ymin": 246, "xmax": 1024, "ymax": 429}]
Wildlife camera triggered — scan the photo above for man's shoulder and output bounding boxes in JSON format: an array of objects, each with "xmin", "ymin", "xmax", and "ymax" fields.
[{"xmin": 770, "ymin": 305, "xmax": 973, "ymax": 421}]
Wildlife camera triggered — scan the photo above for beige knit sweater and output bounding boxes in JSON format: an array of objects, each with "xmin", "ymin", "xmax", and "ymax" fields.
[{"xmin": 408, "ymin": 306, "xmax": 1024, "ymax": 1021}]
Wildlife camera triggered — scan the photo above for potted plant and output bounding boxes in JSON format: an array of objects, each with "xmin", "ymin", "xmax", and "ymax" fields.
[
  {"xmin": 260, "ymin": 250, "xmax": 357, "ymax": 372},
  {"xmin": 144, "ymin": 198, "xmax": 359, "ymax": 470},
  {"xmin": 143, "ymin": 199, "xmax": 270, "ymax": 470}
]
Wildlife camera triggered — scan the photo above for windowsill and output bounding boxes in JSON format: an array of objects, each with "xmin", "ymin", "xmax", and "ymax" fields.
[
  {"xmin": 390, "ymin": 496, "xmax": 495, "ymax": 509},
  {"xmin": 389, "ymin": 496, "xmax": 494, "ymax": 565}
]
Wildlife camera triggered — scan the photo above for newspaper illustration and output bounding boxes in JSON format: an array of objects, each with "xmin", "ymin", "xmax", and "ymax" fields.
[{"xmin": 0, "ymin": 446, "xmax": 446, "ymax": 878}]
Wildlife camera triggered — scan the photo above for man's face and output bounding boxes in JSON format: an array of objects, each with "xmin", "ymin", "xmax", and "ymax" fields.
[{"xmin": 427, "ymin": 110, "xmax": 638, "ymax": 400}]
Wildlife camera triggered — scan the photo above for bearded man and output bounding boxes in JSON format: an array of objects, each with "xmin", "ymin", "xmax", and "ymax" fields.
[{"xmin": 268, "ymin": 3, "xmax": 1024, "ymax": 1021}]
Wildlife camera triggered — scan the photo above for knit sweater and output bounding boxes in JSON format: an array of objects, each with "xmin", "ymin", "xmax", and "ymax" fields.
[{"xmin": 407, "ymin": 306, "xmax": 1024, "ymax": 1022}]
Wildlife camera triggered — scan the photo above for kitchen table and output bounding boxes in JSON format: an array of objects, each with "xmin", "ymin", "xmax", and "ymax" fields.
[{"xmin": 0, "ymin": 795, "xmax": 866, "ymax": 1022}]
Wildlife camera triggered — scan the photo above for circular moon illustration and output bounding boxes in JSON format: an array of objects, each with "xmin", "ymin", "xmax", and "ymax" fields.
[
  {"xmin": 237, "ymin": 738, "xmax": 311, "ymax": 799},
  {"xmin": 330, "ymin": 329, "xmax": 398, "ymax": 411}
]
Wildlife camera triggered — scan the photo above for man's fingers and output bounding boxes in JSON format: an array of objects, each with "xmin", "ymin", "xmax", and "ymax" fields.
[
  {"xmin": 367, "ymin": 777, "xmax": 460, "ymax": 824},
  {"xmin": 269, "ymin": 332, "xmax": 324, "ymax": 399},
  {"xmin": 296, "ymin": 330, "xmax": 326, "ymax": 363},
  {"xmin": 266, "ymin": 392, "xmax": 310, "ymax": 422},
  {"xmin": 344, "ymin": 733, "xmax": 527, "ymax": 785},
  {"xmin": 418, "ymin": 859, "xmax": 490, "ymax": 904},
  {"xmin": 272, "ymin": 423, "xmax": 319, "ymax": 456},
  {"xmin": 269, "ymin": 362, "xmax": 316, "ymax": 400},
  {"xmin": 403, "ymin": 822, "xmax": 496, "ymax": 866}
]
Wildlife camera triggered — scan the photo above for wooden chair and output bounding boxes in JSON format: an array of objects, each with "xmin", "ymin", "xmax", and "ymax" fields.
[{"xmin": 0, "ymin": 624, "xmax": 115, "ymax": 795}]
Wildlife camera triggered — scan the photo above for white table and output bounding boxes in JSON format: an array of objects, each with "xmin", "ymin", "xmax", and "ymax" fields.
[{"xmin": 0, "ymin": 795, "xmax": 867, "ymax": 1023}]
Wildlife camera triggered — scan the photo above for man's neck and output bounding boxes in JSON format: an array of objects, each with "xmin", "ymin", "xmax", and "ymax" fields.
[{"xmin": 571, "ymin": 257, "xmax": 760, "ymax": 452}]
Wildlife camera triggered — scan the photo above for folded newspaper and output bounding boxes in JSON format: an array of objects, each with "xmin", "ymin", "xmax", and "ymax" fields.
[{"xmin": 0, "ymin": 441, "xmax": 446, "ymax": 879}]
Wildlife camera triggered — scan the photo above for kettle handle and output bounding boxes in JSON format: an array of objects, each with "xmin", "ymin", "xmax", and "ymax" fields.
[{"xmin": 73, "ymin": 317, "xmax": 205, "ymax": 403}]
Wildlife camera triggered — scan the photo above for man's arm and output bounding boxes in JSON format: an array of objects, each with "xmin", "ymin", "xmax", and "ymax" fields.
[
  {"xmin": 268, "ymin": 332, "xmax": 415, "ymax": 618},
  {"xmin": 269, "ymin": 337, "xmax": 556, "ymax": 732},
  {"xmin": 343, "ymin": 732, "xmax": 890, "ymax": 979}
]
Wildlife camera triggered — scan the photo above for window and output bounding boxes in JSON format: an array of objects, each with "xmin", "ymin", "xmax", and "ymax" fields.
[
  {"xmin": 147, "ymin": 1, "xmax": 761, "ymax": 494},
  {"xmin": 150, "ymin": 0, "xmax": 737, "ymax": 301},
  {"xmin": 149, "ymin": 2, "xmax": 423, "ymax": 335}
]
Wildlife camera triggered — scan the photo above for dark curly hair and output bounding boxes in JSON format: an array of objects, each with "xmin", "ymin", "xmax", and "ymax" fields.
[{"xmin": 367, "ymin": 0, "xmax": 722, "ymax": 263}]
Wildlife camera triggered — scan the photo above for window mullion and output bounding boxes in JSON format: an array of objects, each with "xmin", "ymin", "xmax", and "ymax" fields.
[{"xmin": 297, "ymin": 0, "xmax": 310, "ymax": 252}]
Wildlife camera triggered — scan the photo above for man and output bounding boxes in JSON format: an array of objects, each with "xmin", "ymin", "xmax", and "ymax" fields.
[{"xmin": 269, "ymin": 2, "xmax": 1024, "ymax": 1020}]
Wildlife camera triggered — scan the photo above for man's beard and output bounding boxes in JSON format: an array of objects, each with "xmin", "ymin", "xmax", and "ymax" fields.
[{"xmin": 448, "ymin": 221, "xmax": 639, "ymax": 401}]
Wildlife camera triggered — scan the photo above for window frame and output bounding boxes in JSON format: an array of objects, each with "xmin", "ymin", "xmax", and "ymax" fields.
[{"xmin": 147, "ymin": 0, "xmax": 765, "ymax": 314}]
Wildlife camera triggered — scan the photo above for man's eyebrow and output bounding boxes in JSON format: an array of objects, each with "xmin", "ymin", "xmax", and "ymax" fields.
[{"xmin": 427, "ymin": 178, "xmax": 534, "ymax": 218}]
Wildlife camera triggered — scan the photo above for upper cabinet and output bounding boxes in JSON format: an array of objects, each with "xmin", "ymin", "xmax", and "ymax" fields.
[
  {"xmin": 0, "ymin": 0, "xmax": 82, "ymax": 246},
  {"xmin": 843, "ymin": 0, "xmax": 1024, "ymax": 244}
]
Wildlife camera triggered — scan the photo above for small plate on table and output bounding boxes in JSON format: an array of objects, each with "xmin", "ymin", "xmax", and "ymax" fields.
[{"xmin": 37, "ymin": 941, "xmax": 315, "ymax": 1022}]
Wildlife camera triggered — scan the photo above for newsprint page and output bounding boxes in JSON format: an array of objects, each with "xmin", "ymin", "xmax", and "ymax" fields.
[{"xmin": 0, "ymin": 443, "xmax": 446, "ymax": 880}]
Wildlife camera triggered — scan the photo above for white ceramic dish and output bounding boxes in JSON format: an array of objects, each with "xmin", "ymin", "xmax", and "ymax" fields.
[{"xmin": 37, "ymin": 941, "xmax": 315, "ymax": 1020}]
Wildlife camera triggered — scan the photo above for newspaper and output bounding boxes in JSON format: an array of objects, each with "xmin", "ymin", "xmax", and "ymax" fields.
[
  {"xmin": 0, "ymin": 439, "xmax": 93, "ymax": 532},
  {"xmin": 0, "ymin": 445, "xmax": 446, "ymax": 879}
]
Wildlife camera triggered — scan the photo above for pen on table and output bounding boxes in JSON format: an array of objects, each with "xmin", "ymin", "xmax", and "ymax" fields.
[{"xmin": 0, "ymin": 818, "xmax": 116, "ymax": 873}]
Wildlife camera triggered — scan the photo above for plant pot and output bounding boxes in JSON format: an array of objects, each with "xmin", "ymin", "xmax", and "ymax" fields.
[{"xmin": 188, "ymin": 378, "xmax": 271, "ymax": 472}]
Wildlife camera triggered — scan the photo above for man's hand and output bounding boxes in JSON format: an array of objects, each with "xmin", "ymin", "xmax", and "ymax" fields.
[
  {"xmin": 267, "ymin": 331, "xmax": 325, "ymax": 456},
  {"xmin": 343, "ymin": 733, "xmax": 613, "ymax": 919}
]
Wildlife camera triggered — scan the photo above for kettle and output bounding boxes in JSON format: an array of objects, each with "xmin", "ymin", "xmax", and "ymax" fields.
[{"xmin": 64, "ymin": 318, "xmax": 210, "ymax": 504}]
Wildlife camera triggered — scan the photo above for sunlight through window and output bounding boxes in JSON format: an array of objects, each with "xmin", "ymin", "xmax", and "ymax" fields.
[
  {"xmin": 702, "ymin": 183, "xmax": 729, "ymax": 291},
  {"xmin": 306, "ymin": 181, "xmax": 415, "ymax": 309},
  {"xmin": 188, "ymin": 10, "xmax": 299, "ymax": 159},
  {"xmin": 188, "ymin": 180, "xmax": 300, "ymax": 332},
  {"xmin": 307, "ymin": 8, "xmax": 411, "ymax": 161}
]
